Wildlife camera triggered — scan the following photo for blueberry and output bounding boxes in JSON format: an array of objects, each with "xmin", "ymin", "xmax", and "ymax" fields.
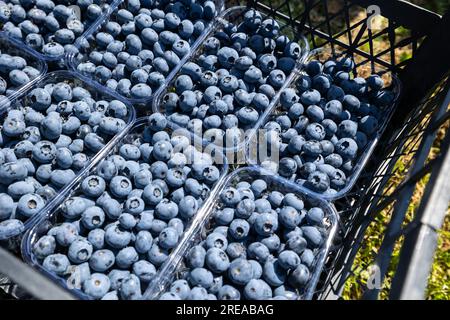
[
  {"xmin": 189, "ymin": 267, "xmax": 214, "ymax": 289},
  {"xmin": 301, "ymin": 249, "xmax": 315, "ymax": 269},
  {"xmin": 43, "ymin": 254, "xmax": 70, "ymax": 276},
  {"xmin": 327, "ymin": 85, "xmax": 345, "ymax": 101},
  {"xmin": 214, "ymin": 207, "xmax": 234, "ymax": 226},
  {"xmin": 117, "ymin": 213, "xmax": 136, "ymax": 230},
  {"xmin": 83, "ymin": 273, "xmax": 111, "ymax": 300},
  {"xmin": 132, "ymin": 260, "xmax": 156, "ymax": 283},
  {"xmin": 7, "ymin": 181, "xmax": 34, "ymax": 200},
  {"xmin": 359, "ymin": 115, "xmax": 379, "ymax": 135},
  {"xmin": 55, "ymin": 222, "xmax": 78, "ymax": 247},
  {"xmin": 220, "ymin": 187, "xmax": 241, "ymax": 207},
  {"xmin": 217, "ymin": 47, "xmax": 239, "ymax": 69},
  {"xmin": 80, "ymin": 175, "xmax": 105, "ymax": 198},
  {"xmin": 159, "ymin": 227, "xmax": 179, "ymax": 249},
  {"xmin": 288, "ymin": 264, "xmax": 310, "ymax": 289},
  {"xmin": 228, "ymin": 258, "xmax": 253, "ymax": 286},
  {"xmin": 170, "ymin": 279, "xmax": 191, "ymax": 300},
  {"xmin": 205, "ymin": 231, "xmax": 228, "ymax": 250},
  {"xmin": 229, "ymin": 219, "xmax": 250, "ymax": 240},
  {"xmin": 304, "ymin": 208, "xmax": 324, "ymax": 226},
  {"xmin": 109, "ymin": 176, "xmax": 133, "ymax": 199},
  {"xmin": 262, "ymin": 259, "xmax": 286, "ymax": 287},
  {"xmin": 337, "ymin": 120, "xmax": 358, "ymax": 139},
  {"xmin": 226, "ymin": 242, "xmax": 247, "ymax": 260},
  {"xmin": 174, "ymin": 195, "xmax": 198, "ymax": 219},
  {"xmin": 337, "ymin": 56, "xmax": 355, "ymax": 72},
  {"xmin": 335, "ymin": 138, "xmax": 358, "ymax": 159},
  {"xmin": 114, "ymin": 247, "xmax": 138, "ymax": 269},
  {"xmin": 367, "ymin": 74, "xmax": 384, "ymax": 91},
  {"xmin": 278, "ymin": 250, "xmax": 301, "ymax": 270},
  {"xmin": 88, "ymin": 229, "xmax": 105, "ymax": 251},
  {"xmin": 105, "ymin": 225, "xmax": 131, "ymax": 249},
  {"xmin": 217, "ymin": 285, "xmax": 240, "ymax": 300},
  {"xmin": 108, "ymin": 269, "xmax": 130, "ymax": 291},
  {"xmin": 342, "ymin": 94, "xmax": 360, "ymax": 113},
  {"xmin": 0, "ymin": 193, "xmax": 14, "ymax": 220},
  {"xmin": 203, "ymin": 247, "xmax": 230, "ymax": 276},
  {"xmin": 301, "ymin": 226, "xmax": 323, "ymax": 248},
  {"xmin": 187, "ymin": 286, "xmax": 208, "ymax": 300},
  {"xmin": 254, "ymin": 213, "xmax": 278, "ymax": 236},
  {"xmin": 68, "ymin": 238, "xmax": 93, "ymax": 264},
  {"xmin": 154, "ymin": 198, "xmax": 178, "ymax": 220},
  {"xmin": 102, "ymin": 291, "xmax": 119, "ymax": 300},
  {"xmin": 0, "ymin": 218, "xmax": 22, "ymax": 237},
  {"xmin": 32, "ymin": 235, "xmax": 56, "ymax": 260},
  {"xmin": 304, "ymin": 60, "xmax": 322, "ymax": 76},
  {"xmin": 146, "ymin": 218, "xmax": 166, "ymax": 237},
  {"xmin": 187, "ymin": 245, "xmax": 206, "ymax": 268},
  {"xmin": 267, "ymin": 69, "xmax": 285, "ymax": 89},
  {"xmin": 247, "ymin": 242, "xmax": 270, "ymax": 263},
  {"xmin": 260, "ymin": 233, "xmax": 281, "ymax": 252},
  {"xmin": 233, "ymin": 199, "xmax": 254, "ymax": 220},
  {"xmin": 16, "ymin": 193, "xmax": 45, "ymax": 218},
  {"xmin": 244, "ymin": 279, "xmax": 272, "ymax": 300},
  {"xmin": 89, "ymin": 249, "xmax": 115, "ymax": 273}
]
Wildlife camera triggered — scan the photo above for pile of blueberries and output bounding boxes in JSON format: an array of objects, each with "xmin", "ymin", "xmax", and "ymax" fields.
[
  {"xmin": 160, "ymin": 8, "xmax": 303, "ymax": 147},
  {"xmin": 0, "ymin": 0, "xmax": 112, "ymax": 58},
  {"xmin": 75, "ymin": 0, "xmax": 218, "ymax": 100},
  {"xmin": 0, "ymin": 80, "xmax": 130, "ymax": 238},
  {"xmin": 260, "ymin": 56, "xmax": 395, "ymax": 194},
  {"xmin": 159, "ymin": 177, "xmax": 327, "ymax": 300},
  {"xmin": 0, "ymin": 48, "xmax": 42, "ymax": 103},
  {"xmin": 32, "ymin": 113, "xmax": 223, "ymax": 300}
]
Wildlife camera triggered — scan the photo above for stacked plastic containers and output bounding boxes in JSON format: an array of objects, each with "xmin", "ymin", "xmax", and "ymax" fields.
[{"xmin": 8, "ymin": 1, "xmax": 400, "ymax": 300}]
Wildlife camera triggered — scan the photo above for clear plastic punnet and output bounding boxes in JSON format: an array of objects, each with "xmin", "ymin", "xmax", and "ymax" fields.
[
  {"xmin": 143, "ymin": 166, "xmax": 338, "ymax": 300},
  {"xmin": 152, "ymin": 5, "xmax": 310, "ymax": 154},
  {"xmin": 67, "ymin": 0, "xmax": 226, "ymax": 107},
  {"xmin": 0, "ymin": 70, "xmax": 136, "ymax": 241},
  {"xmin": 0, "ymin": 32, "xmax": 47, "ymax": 114},
  {"xmin": 21, "ymin": 116, "xmax": 229, "ymax": 300},
  {"xmin": 247, "ymin": 48, "xmax": 402, "ymax": 201},
  {"xmin": 0, "ymin": 0, "xmax": 117, "ymax": 62}
]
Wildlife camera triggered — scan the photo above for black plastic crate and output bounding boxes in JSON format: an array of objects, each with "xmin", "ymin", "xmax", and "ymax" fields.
[{"xmin": 0, "ymin": 0, "xmax": 449, "ymax": 300}]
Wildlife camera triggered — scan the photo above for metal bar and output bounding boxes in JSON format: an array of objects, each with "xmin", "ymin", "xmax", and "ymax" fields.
[
  {"xmin": 0, "ymin": 247, "xmax": 75, "ymax": 300},
  {"xmin": 389, "ymin": 128, "xmax": 450, "ymax": 299},
  {"xmin": 362, "ymin": 78, "xmax": 450, "ymax": 300}
]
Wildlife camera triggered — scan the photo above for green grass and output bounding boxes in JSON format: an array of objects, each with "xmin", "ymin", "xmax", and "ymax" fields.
[
  {"xmin": 409, "ymin": 0, "xmax": 449, "ymax": 15},
  {"xmin": 426, "ymin": 214, "xmax": 450, "ymax": 300},
  {"xmin": 340, "ymin": 0, "xmax": 450, "ymax": 300},
  {"xmin": 341, "ymin": 119, "xmax": 449, "ymax": 300}
]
